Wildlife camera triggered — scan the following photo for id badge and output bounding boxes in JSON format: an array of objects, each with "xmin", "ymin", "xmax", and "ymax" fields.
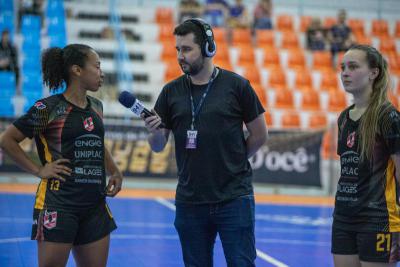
[{"xmin": 186, "ymin": 130, "xmax": 198, "ymax": 149}]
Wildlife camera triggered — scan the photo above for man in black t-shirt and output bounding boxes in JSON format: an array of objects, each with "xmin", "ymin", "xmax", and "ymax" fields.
[{"xmin": 143, "ymin": 19, "xmax": 267, "ymax": 266}]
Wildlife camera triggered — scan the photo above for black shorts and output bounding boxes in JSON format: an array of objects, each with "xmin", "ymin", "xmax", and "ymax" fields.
[
  {"xmin": 331, "ymin": 227, "xmax": 400, "ymax": 263},
  {"xmin": 31, "ymin": 201, "xmax": 117, "ymax": 245}
]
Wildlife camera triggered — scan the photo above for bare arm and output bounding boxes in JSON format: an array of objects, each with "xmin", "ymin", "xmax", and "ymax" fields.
[
  {"xmin": 0, "ymin": 125, "xmax": 71, "ymax": 180},
  {"xmin": 104, "ymin": 146, "xmax": 123, "ymax": 197},
  {"xmin": 245, "ymin": 113, "xmax": 268, "ymax": 158}
]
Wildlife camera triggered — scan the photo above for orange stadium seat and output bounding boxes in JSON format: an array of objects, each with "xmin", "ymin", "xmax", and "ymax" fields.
[
  {"xmin": 264, "ymin": 112, "xmax": 273, "ymax": 126},
  {"xmin": 238, "ymin": 49, "xmax": 256, "ymax": 66},
  {"xmin": 320, "ymin": 70, "xmax": 339, "ymax": 92},
  {"xmin": 397, "ymin": 82, "xmax": 400, "ymax": 95},
  {"xmin": 287, "ymin": 50, "xmax": 306, "ymax": 71},
  {"xmin": 268, "ymin": 69, "xmax": 287, "ymax": 90},
  {"xmin": 281, "ymin": 112, "xmax": 300, "ymax": 128},
  {"xmin": 347, "ymin": 18, "xmax": 365, "ymax": 37},
  {"xmin": 161, "ymin": 42, "xmax": 177, "ymax": 62},
  {"xmin": 232, "ymin": 28, "xmax": 252, "ymax": 46},
  {"xmin": 274, "ymin": 89, "xmax": 294, "ymax": 109},
  {"xmin": 214, "ymin": 58, "xmax": 233, "ymax": 71},
  {"xmin": 299, "ymin": 16, "xmax": 312, "ymax": 32},
  {"xmin": 371, "ymin": 19, "xmax": 389, "ymax": 38},
  {"xmin": 155, "ymin": 7, "xmax": 174, "ymax": 24},
  {"xmin": 213, "ymin": 27, "xmax": 228, "ymax": 44},
  {"xmin": 214, "ymin": 43, "xmax": 230, "ymax": 62},
  {"xmin": 281, "ymin": 32, "xmax": 300, "ymax": 50},
  {"xmin": 323, "ymin": 17, "xmax": 336, "ymax": 28},
  {"xmin": 327, "ymin": 91, "xmax": 347, "ymax": 112},
  {"xmin": 242, "ymin": 65, "xmax": 261, "ymax": 85},
  {"xmin": 312, "ymin": 51, "xmax": 333, "ymax": 71},
  {"xmin": 263, "ymin": 47, "xmax": 281, "ymax": 69},
  {"xmin": 277, "ymin": 14, "xmax": 294, "ymax": 32},
  {"xmin": 379, "ymin": 37, "xmax": 397, "ymax": 55},
  {"xmin": 158, "ymin": 24, "xmax": 175, "ymax": 43},
  {"xmin": 388, "ymin": 93, "xmax": 399, "ymax": 108},
  {"xmin": 309, "ymin": 114, "xmax": 328, "ymax": 129},
  {"xmin": 294, "ymin": 70, "xmax": 313, "ymax": 91},
  {"xmin": 252, "ymin": 83, "xmax": 267, "ymax": 107},
  {"xmin": 395, "ymin": 21, "xmax": 400, "ymax": 38},
  {"xmin": 322, "ymin": 131, "xmax": 338, "ymax": 159},
  {"xmin": 164, "ymin": 62, "xmax": 182, "ymax": 82},
  {"xmin": 387, "ymin": 54, "xmax": 400, "ymax": 76},
  {"xmin": 301, "ymin": 91, "xmax": 321, "ymax": 111},
  {"xmin": 354, "ymin": 34, "xmax": 372, "ymax": 46},
  {"xmin": 255, "ymin": 29, "xmax": 275, "ymax": 47}
]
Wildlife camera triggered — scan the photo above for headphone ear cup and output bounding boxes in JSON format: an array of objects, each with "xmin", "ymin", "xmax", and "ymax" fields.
[{"xmin": 205, "ymin": 41, "xmax": 216, "ymax": 57}]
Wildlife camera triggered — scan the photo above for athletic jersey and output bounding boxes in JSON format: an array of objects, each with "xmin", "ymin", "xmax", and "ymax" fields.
[
  {"xmin": 155, "ymin": 68, "xmax": 265, "ymax": 204},
  {"xmin": 13, "ymin": 94, "xmax": 106, "ymax": 211},
  {"xmin": 333, "ymin": 103, "xmax": 400, "ymax": 232}
]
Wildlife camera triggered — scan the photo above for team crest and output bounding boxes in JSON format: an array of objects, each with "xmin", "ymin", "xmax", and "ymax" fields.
[
  {"xmin": 34, "ymin": 101, "xmax": 46, "ymax": 110},
  {"xmin": 347, "ymin": 131, "xmax": 356, "ymax": 148},
  {"xmin": 83, "ymin": 117, "xmax": 94, "ymax": 131},
  {"xmin": 43, "ymin": 210, "xmax": 57, "ymax": 230}
]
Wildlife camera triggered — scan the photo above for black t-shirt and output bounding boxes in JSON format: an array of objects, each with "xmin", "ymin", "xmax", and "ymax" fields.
[
  {"xmin": 13, "ymin": 94, "xmax": 106, "ymax": 210},
  {"xmin": 154, "ymin": 68, "xmax": 265, "ymax": 204},
  {"xmin": 333, "ymin": 103, "xmax": 400, "ymax": 232}
]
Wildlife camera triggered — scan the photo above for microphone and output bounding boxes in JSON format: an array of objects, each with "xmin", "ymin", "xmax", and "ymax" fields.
[{"xmin": 118, "ymin": 91, "xmax": 165, "ymax": 128}]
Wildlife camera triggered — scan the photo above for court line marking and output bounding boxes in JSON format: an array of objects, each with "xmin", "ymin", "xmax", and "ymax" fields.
[{"xmin": 154, "ymin": 197, "xmax": 290, "ymax": 267}]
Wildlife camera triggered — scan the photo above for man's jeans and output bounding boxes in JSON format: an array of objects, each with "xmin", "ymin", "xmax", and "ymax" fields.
[{"xmin": 174, "ymin": 195, "xmax": 256, "ymax": 267}]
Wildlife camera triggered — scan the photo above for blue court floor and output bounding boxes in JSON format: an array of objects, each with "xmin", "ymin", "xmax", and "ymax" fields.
[{"xmin": 0, "ymin": 193, "xmax": 333, "ymax": 267}]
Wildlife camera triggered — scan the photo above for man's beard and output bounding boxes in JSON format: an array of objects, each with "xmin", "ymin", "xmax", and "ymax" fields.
[{"xmin": 180, "ymin": 56, "xmax": 205, "ymax": 76}]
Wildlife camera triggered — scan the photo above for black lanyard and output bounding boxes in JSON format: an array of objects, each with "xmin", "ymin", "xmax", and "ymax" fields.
[{"xmin": 189, "ymin": 67, "xmax": 217, "ymax": 130}]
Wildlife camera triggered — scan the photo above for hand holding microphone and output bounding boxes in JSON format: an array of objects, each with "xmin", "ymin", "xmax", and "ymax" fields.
[{"xmin": 118, "ymin": 91, "xmax": 165, "ymax": 131}]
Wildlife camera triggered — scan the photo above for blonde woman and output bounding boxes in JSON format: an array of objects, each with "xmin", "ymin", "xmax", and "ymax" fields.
[{"xmin": 332, "ymin": 44, "xmax": 400, "ymax": 266}]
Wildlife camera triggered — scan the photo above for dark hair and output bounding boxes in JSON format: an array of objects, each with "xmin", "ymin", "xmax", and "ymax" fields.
[
  {"xmin": 173, "ymin": 20, "xmax": 205, "ymax": 48},
  {"xmin": 42, "ymin": 43, "xmax": 93, "ymax": 91}
]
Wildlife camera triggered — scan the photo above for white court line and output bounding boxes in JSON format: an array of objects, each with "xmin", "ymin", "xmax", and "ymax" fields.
[
  {"xmin": 0, "ymin": 237, "xmax": 30, "ymax": 244},
  {"xmin": 154, "ymin": 197, "xmax": 289, "ymax": 267},
  {"xmin": 256, "ymin": 249, "xmax": 289, "ymax": 267}
]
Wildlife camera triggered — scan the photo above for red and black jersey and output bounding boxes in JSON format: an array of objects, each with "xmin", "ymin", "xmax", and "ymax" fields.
[
  {"xmin": 13, "ymin": 94, "xmax": 106, "ymax": 211},
  {"xmin": 334, "ymin": 103, "xmax": 400, "ymax": 232}
]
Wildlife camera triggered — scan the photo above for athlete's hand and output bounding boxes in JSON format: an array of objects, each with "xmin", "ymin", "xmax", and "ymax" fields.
[
  {"xmin": 36, "ymin": 159, "xmax": 72, "ymax": 182},
  {"xmin": 106, "ymin": 173, "xmax": 123, "ymax": 197},
  {"xmin": 142, "ymin": 109, "xmax": 163, "ymax": 134}
]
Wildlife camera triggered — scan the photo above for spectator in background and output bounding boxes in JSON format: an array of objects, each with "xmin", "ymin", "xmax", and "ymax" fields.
[
  {"xmin": 306, "ymin": 17, "xmax": 327, "ymax": 51},
  {"xmin": 203, "ymin": 0, "xmax": 229, "ymax": 27},
  {"xmin": 328, "ymin": 9, "xmax": 355, "ymax": 56},
  {"xmin": 100, "ymin": 26, "xmax": 114, "ymax": 39},
  {"xmin": 178, "ymin": 0, "xmax": 203, "ymax": 23},
  {"xmin": 0, "ymin": 30, "xmax": 19, "ymax": 85},
  {"xmin": 18, "ymin": 0, "xmax": 44, "ymax": 30},
  {"xmin": 253, "ymin": 0, "xmax": 273, "ymax": 30},
  {"xmin": 227, "ymin": 0, "xmax": 250, "ymax": 29}
]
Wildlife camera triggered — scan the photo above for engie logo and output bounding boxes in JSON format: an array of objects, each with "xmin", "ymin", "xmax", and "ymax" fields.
[
  {"xmin": 83, "ymin": 117, "xmax": 94, "ymax": 131},
  {"xmin": 34, "ymin": 101, "xmax": 46, "ymax": 110},
  {"xmin": 251, "ymin": 147, "xmax": 316, "ymax": 173}
]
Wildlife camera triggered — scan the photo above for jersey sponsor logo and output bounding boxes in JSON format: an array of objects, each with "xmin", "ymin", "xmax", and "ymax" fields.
[
  {"xmin": 347, "ymin": 131, "xmax": 356, "ymax": 148},
  {"xmin": 34, "ymin": 101, "xmax": 46, "ymax": 110},
  {"xmin": 75, "ymin": 167, "xmax": 103, "ymax": 176},
  {"xmin": 43, "ymin": 210, "xmax": 57, "ymax": 230},
  {"xmin": 83, "ymin": 117, "xmax": 94, "ymax": 131}
]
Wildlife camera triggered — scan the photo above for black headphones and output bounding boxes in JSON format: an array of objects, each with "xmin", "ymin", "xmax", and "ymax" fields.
[{"xmin": 185, "ymin": 18, "xmax": 216, "ymax": 57}]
